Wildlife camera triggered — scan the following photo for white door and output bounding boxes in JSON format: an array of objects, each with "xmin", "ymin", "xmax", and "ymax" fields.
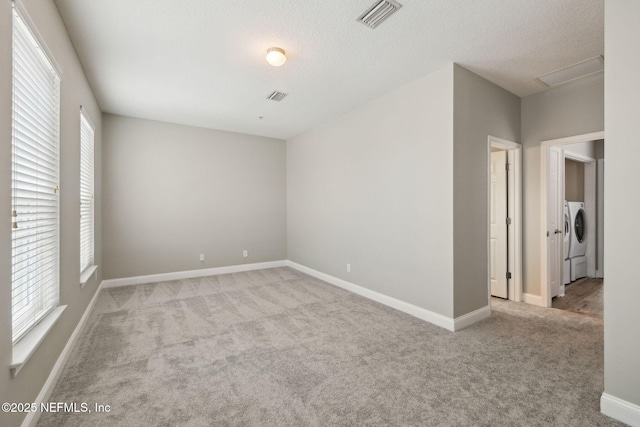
[
  {"xmin": 547, "ymin": 147, "xmax": 564, "ymax": 298},
  {"xmin": 490, "ymin": 150, "xmax": 508, "ymax": 298}
]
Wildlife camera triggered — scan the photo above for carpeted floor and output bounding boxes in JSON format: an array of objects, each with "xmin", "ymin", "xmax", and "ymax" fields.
[{"xmin": 38, "ymin": 267, "xmax": 624, "ymax": 426}]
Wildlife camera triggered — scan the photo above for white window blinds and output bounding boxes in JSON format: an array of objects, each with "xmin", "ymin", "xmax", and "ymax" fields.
[
  {"xmin": 80, "ymin": 110, "xmax": 95, "ymax": 273},
  {"xmin": 11, "ymin": 8, "xmax": 61, "ymax": 343}
]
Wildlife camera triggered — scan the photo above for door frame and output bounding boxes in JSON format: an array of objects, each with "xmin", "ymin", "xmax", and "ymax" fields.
[
  {"xmin": 540, "ymin": 131, "xmax": 604, "ymax": 307},
  {"xmin": 487, "ymin": 136, "xmax": 522, "ymax": 303}
]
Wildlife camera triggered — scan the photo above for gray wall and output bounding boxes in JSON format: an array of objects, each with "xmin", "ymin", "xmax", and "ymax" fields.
[
  {"xmin": 564, "ymin": 140, "xmax": 596, "ymax": 159},
  {"xmin": 286, "ymin": 64, "xmax": 520, "ymax": 320},
  {"xmin": 102, "ymin": 114, "xmax": 286, "ymax": 279},
  {"xmin": 287, "ymin": 65, "xmax": 455, "ymax": 317},
  {"xmin": 603, "ymin": 0, "xmax": 640, "ymax": 410},
  {"xmin": 564, "ymin": 159, "xmax": 584, "ymax": 202},
  {"xmin": 0, "ymin": 1, "xmax": 103, "ymax": 426},
  {"xmin": 520, "ymin": 74, "xmax": 604, "ymax": 296},
  {"xmin": 452, "ymin": 65, "xmax": 520, "ymax": 317},
  {"xmin": 595, "ymin": 139, "xmax": 605, "ymax": 159}
]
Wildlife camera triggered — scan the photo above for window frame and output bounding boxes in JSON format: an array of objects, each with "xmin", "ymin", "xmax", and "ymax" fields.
[
  {"xmin": 79, "ymin": 108, "xmax": 96, "ymax": 284},
  {"xmin": 10, "ymin": 2, "xmax": 66, "ymax": 376}
]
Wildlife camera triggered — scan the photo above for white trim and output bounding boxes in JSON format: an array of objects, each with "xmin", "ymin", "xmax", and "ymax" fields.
[
  {"xmin": 488, "ymin": 136, "xmax": 523, "ymax": 303},
  {"xmin": 12, "ymin": 1, "xmax": 62, "ymax": 77},
  {"xmin": 601, "ymin": 392, "xmax": 640, "ymax": 427},
  {"xmin": 79, "ymin": 110, "xmax": 95, "ymax": 276},
  {"xmin": 584, "ymin": 162, "xmax": 597, "ymax": 278},
  {"xmin": 453, "ymin": 305, "xmax": 491, "ymax": 330},
  {"xmin": 20, "ymin": 286, "xmax": 101, "ymax": 427},
  {"xmin": 11, "ymin": 306, "xmax": 66, "ymax": 377},
  {"xmin": 542, "ymin": 131, "xmax": 604, "ymax": 147},
  {"xmin": 101, "ymin": 261, "xmax": 287, "ymax": 288},
  {"xmin": 596, "ymin": 159, "xmax": 605, "ymax": 278},
  {"xmin": 487, "ymin": 135, "xmax": 517, "ymax": 149},
  {"xmin": 79, "ymin": 264, "xmax": 98, "ymax": 288},
  {"xmin": 286, "ymin": 261, "xmax": 458, "ymax": 331},
  {"xmin": 564, "ymin": 150, "xmax": 595, "ymax": 163},
  {"xmin": 522, "ymin": 292, "xmax": 545, "ymax": 307},
  {"xmin": 79, "ymin": 105, "xmax": 95, "ymax": 130},
  {"xmin": 540, "ymin": 131, "xmax": 604, "ymax": 307}
]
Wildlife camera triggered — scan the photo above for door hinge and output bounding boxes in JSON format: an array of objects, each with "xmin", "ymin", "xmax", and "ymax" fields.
[
  {"xmin": 505, "ymin": 163, "xmax": 511, "ymax": 171},
  {"xmin": 506, "ymin": 217, "xmax": 512, "ymax": 225},
  {"xmin": 506, "ymin": 272, "xmax": 512, "ymax": 280}
]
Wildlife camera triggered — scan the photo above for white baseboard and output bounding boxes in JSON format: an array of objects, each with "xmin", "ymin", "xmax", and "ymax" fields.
[
  {"xmin": 601, "ymin": 392, "xmax": 640, "ymax": 427},
  {"xmin": 21, "ymin": 283, "xmax": 103, "ymax": 427},
  {"xmin": 522, "ymin": 292, "xmax": 545, "ymax": 307},
  {"xmin": 101, "ymin": 260, "xmax": 287, "ymax": 288},
  {"xmin": 453, "ymin": 305, "xmax": 491, "ymax": 331},
  {"xmin": 286, "ymin": 261, "xmax": 465, "ymax": 331}
]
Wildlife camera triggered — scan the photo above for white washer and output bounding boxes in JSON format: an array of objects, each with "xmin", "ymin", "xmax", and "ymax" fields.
[
  {"xmin": 568, "ymin": 201, "xmax": 587, "ymax": 281},
  {"xmin": 563, "ymin": 201, "xmax": 571, "ymax": 285}
]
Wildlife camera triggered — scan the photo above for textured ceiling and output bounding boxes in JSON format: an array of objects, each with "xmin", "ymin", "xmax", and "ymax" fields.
[{"xmin": 54, "ymin": 0, "xmax": 604, "ymax": 140}]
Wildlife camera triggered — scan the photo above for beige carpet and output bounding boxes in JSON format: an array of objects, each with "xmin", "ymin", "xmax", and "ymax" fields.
[{"xmin": 38, "ymin": 267, "xmax": 624, "ymax": 426}]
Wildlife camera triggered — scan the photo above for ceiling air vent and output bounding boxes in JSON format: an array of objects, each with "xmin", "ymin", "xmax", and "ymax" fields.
[
  {"xmin": 357, "ymin": 0, "xmax": 402, "ymax": 29},
  {"xmin": 267, "ymin": 91, "xmax": 288, "ymax": 102},
  {"xmin": 536, "ymin": 56, "xmax": 604, "ymax": 88}
]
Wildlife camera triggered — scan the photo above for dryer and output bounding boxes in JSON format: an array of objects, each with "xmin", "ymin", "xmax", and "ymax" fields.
[
  {"xmin": 568, "ymin": 201, "xmax": 587, "ymax": 281},
  {"xmin": 563, "ymin": 201, "xmax": 571, "ymax": 285}
]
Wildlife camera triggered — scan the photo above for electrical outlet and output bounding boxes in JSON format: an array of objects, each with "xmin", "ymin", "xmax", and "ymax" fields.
[
  {"xmin": 243, "ymin": 250, "xmax": 248, "ymax": 258},
  {"xmin": 347, "ymin": 264, "xmax": 351, "ymax": 273},
  {"xmin": 199, "ymin": 254, "xmax": 204, "ymax": 262}
]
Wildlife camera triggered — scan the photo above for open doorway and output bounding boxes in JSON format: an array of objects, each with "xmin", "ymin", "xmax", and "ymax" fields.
[
  {"xmin": 540, "ymin": 131, "xmax": 605, "ymax": 310},
  {"xmin": 487, "ymin": 136, "xmax": 522, "ymax": 303}
]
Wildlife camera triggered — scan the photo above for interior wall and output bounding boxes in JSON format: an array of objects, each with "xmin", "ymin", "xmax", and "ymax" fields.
[
  {"xmin": 564, "ymin": 140, "xmax": 596, "ymax": 159},
  {"xmin": 564, "ymin": 159, "xmax": 585, "ymax": 202},
  {"xmin": 595, "ymin": 139, "xmax": 605, "ymax": 159},
  {"xmin": 452, "ymin": 65, "xmax": 520, "ymax": 317},
  {"xmin": 520, "ymin": 74, "xmax": 604, "ymax": 296},
  {"xmin": 287, "ymin": 64, "xmax": 455, "ymax": 318},
  {"xmin": 603, "ymin": 0, "xmax": 640, "ymax": 412},
  {"xmin": 0, "ymin": 1, "xmax": 103, "ymax": 426},
  {"xmin": 102, "ymin": 114, "xmax": 286, "ymax": 279}
]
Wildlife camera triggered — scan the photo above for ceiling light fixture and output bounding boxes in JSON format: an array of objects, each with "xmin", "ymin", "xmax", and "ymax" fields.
[{"xmin": 266, "ymin": 47, "xmax": 286, "ymax": 67}]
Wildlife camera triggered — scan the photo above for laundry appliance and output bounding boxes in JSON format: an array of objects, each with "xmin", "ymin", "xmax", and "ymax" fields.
[{"xmin": 567, "ymin": 201, "xmax": 587, "ymax": 281}]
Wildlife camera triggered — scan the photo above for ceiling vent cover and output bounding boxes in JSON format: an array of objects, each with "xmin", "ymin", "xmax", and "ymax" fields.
[
  {"xmin": 267, "ymin": 91, "xmax": 288, "ymax": 102},
  {"xmin": 357, "ymin": 0, "xmax": 402, "ymax": 29},
  {"xmin": 536, "ymin": 56, "xmax": 604, "ymax": 88}
]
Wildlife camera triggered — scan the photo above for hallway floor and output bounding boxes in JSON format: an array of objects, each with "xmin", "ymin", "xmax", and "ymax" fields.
[{"xmin": 552, "ymin": 277, "xmax": 604, "ymax": 319}]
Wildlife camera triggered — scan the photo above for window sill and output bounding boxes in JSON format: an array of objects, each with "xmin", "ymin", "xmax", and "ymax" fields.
[
  {"xmin": 11, "ymin": 305, "xmax": 67, "ymax": 377},
  {"xmin": 80, "ymin": 265, "xmax": 99, "ymax": 288}
]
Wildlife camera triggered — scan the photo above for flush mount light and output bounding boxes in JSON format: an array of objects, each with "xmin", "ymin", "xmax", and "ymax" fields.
[{"xmin": 266, "ymin": 47, "xmax": 286, "ymax": 67}]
